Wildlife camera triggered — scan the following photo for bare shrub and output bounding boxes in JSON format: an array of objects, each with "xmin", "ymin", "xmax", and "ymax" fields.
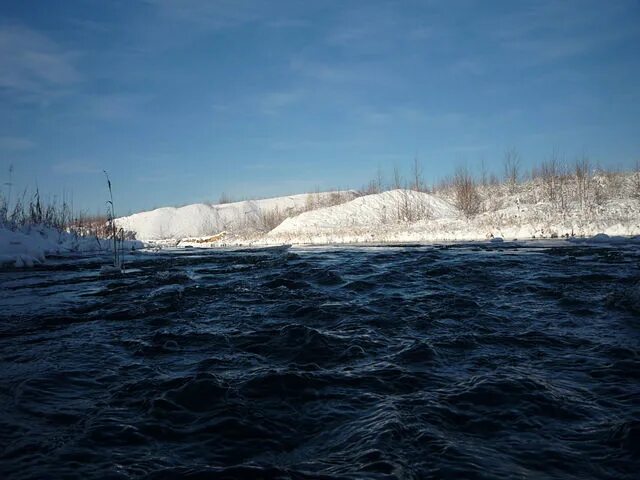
[
  {"xmin": 325, "ymin": 191, "xmax": 352, "ymax": 207},
  {"xmin": 453, "ymin": 166, "xmax": 481, "ymax": 217},
  {"xmin": 541, "ymin": 151, "xmax": 572, "ymax": 212},
  {"xmin": 433, "ymin": 175, "xmax": 453, "ymax": 193},
  {"xmin": 376, "ymin": 167, "xmax": 384, "ymax": 193},
  {"xmin": 258, "ymin": 206, "xmax": 288, "ymax": 232},
  {"xmin": 411, "ymin": 157, "xmax": 423, "ymax": 192},
  {"xmin": 252, "ymin": 190, "xmax": 354, "ymax": 233},
  {"xmin": 392, "ymin": 165, "xmax": 402, "ymax": 190},
  {"xmin": 541, "ymin": 153, "xmax": 560, "ymax": 202},
  {"xmin": 74, "ymin": 213, "xmax": 116, "ymax": 238},
  {"xmin": 304, "ymin": 191, "xmax": 319, "ymax": 210},
  {"xmin": 304, "ymin": 190, "xmax": 352, "ymax": 211},
  {"xmin": 480, "ymin": 159, "xmax": 488, "ymax": 187},
  {"xmin": 574, "ymin": 156, "xmax": 592, "ymax": 209},
  {"xmin": 604, "ymin": 170, "xmax": 624, "ymax": 199},
  {"xmin": 503, "ymin": 148, "xmax": 520, "ymax": 192},
  {"xmin": 556, "ymin": 161, "xmax": 570, "ymax": 213},
  {"xmin": 218, "ymin": 192, "xmax": 233, "ymax": 204},
  {"xmin": 362, "ymin": 177, "xmax": 382, "ymax": 195},
  {"xmin": 530, "ymin": 164, "xmax": 541, "ymax": 180},
  {"xmin": 393, "ymin": 189, "xmax": 431, "ymax": 223}
]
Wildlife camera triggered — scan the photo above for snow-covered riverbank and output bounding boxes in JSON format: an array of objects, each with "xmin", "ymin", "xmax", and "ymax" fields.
[
  {"xmin": 262, "ymin": 190, "xmax": 640, "ymax": 245},
  {"xmin": 3, "ymin": 172, "xmax": 639, "ymax": 266},
  {"xmin": 115, "ymin": 172, "xmax": 640, "ymax": 248},
  {"xmin": 0, "ymin": 226, "xmax": 143, "ymax": 267}
]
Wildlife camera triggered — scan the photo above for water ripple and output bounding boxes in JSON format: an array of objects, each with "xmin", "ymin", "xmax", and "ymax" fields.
[{"xmin": 1, "ymin": 243, "xmax": 639, "ymax": 479}]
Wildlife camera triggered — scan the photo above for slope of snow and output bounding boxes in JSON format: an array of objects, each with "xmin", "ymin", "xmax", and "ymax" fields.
[
  {"xmin": 271, "ymin": 190, "xmax": 457, "ymax": 234},
  {"xmin": 115, "ymin": 173, "xmax": 640, "ymax": 247},
  {"xmin": 0, "ymin": 225, "xmax": 143, "ymax": 268},
  {"xmin": 116, "ymin": 191, "xmax": 357, "ymax": 241},
  {"xmin": 262, "ymin": 187, "xmax": 640, "ymax": 245},
  {"xmin": 0, "ymin": 228, "xmax": 47, "ymax": 267}
]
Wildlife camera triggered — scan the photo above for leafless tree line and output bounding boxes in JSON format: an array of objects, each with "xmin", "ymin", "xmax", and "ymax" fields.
[{"xmin": 364, "ymin": 150, "xmax": 640, "ymax": 219}]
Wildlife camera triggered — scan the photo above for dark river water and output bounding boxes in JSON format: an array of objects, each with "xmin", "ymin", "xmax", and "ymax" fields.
[{"xmin": 1, "ymin": 242, "xmax": 639, "ymax": 479}]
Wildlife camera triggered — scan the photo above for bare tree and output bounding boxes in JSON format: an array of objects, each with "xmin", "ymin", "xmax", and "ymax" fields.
[
  {"xmin": 218, "ymin": 192, "xmax": 233, "ymax": 204},
  {"xmin": 503, "ymin": 148, "xmax": 520, "ymax": 192},
  {"xmin": 453, "ymin": 166, "xmax": 481, "ymax": 217},
  {"xmin": 574, "ymin": 156, "xmax": 592, "ymax": 209},
  {"xmin": 395, "ymin": 183, "xmax": 431, "ymax": 222},
  {"xmin": 363, "ymin": 179, "xmax": 380, "ymax": 195},
  {"xmin": 304, "ymin": 192, "xmax": 316, "ymax": 211},
  {"xmin": 411, "ymin": 156, "xmax": 423, "ymax": 192},
  {"xmin": 362, "ymin": 167, "xmax": 385, "ymax": 195},
  {"xmin": 376, "ymin": 166, "xmax": 384, "ymax": 193},
  {"xmin": 258, "ymin": 206, "xmax": 288, "ymax": 232},
  {"xmin": 541, "ymin": 151, "xmax": 560, "ymax": 202},
  {"xmin": 480, "ymin": 158, "xmax": 488, "ymax": 187},
  {"xmin": 557, "ymin": 160, "xmax": 569, "ymax": 213},
  {"xmin": 392, "ymin": 165, "xmax": 402, "ymax": 190}
]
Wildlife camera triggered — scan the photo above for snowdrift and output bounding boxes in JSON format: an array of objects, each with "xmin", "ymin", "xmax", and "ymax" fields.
[
  {"xmin": 264, "ymin": 188, "xmax": 640, "ymax": 245},
  {"xmin": 0, "ymin": 226, "xmax": 143, "ymax": 268},
  {"xmin": 271, "ymin": 190, "xmax": 457, "ymax": 235},
  {"xmin": 117, "ymin": 173, "xmax": 640, "ymax": 246},
  {"xmin": 116, "ymin": 191, "xmax": 357, "ymax": 241}
]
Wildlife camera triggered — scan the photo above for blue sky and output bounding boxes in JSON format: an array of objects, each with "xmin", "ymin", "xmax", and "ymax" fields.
[{"xmin": 1, "ymin": 0, "xmax": 639, "ymax": 214}]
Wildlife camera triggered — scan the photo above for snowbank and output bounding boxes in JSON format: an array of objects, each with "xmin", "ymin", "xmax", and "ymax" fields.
[
  {"xmin": 271, "ymin": 190, "xmax": 457, "ymax": 234},
  {"xmin": 116, "ymin": 191, "xmax": 357, "ymax": 241},
  {"xmin": 0, "ymin": 228, "xmax": 46, "ymax": 267},
  {"xmin": 114, "ymin": 176, "xmax": 640, "ymax": 247},
  {"xmin": 262, "ymin": 190, "xmax": 640, "ymax": 245},
  {"xmin": 0, "ymin": 225, "xmax": 143, "ymax": 268}
]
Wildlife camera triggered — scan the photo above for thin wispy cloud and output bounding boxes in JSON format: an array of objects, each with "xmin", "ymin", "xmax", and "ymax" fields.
[
  {"xmin": 258, "ymin": 90, "xmax": 304, "ymax": 115},
  {"xmin": 0, "ymin": 24, "xmax": 80, "ymax": 103},
  {"xmin": 84, "ymin": 93, "xmax": 152, "ymax": 121},
  {"xmin": 290, "ymin": 58, "xmax": 355, "ymax": 83},
  {"xmin": 487, "ymin": 1, "xmax": 638, "ymax": 66},
  {"xmin": 0, "ymin": 136, "xmax": 36, "ymax": 151},
  {"xmin": 0, "ymin": 0, "xmax": 638, "ymax": 213}
]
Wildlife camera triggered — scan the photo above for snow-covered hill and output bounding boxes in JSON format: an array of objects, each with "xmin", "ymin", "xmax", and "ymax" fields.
[
  {"xmin": 270, "ymin": 190, "xmax": 457, "ymax": 235},
  {"xmin": 116, "ymin": 191, "xmax": 357, "ymax": 241},
  {"xmin": 265, "ymin": 192, "xmax": 640, "ymax": 244},
  {"xmin": 2, "ymin": 173, "xmax": 639, "ymax": 266},
  {"xmin": 116, "ymin": 173, "xmax": 640, "ymax": 246}
]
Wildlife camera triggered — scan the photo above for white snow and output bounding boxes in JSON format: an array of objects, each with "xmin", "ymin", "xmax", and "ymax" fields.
[
  {"xmin": 113, "ymin": 174, "xmax": 640, "ymax": 247},
  {"xmin": 116, "ymin": 191, "xmax": 357, "ymax": 241},
  {"xmin": 0, "ymin": 228, "xmax": 46, "ymax": 267},
  {"xmin": 258, "ymin": 176, "xmax": 640, "ymax": 245},
  {"xmin": 4, "ymin": 173, "xmax": 638, "ymax": 266},
  {"xmin": 260, "ymin": 190, "xmax": 640, "ymax": 246},
  {"xmin": 0, "ymin": 225, "xmax": 143, "ymax": 268},
  {"xmin": 271, "ymin": 190, "xmax": 458, "ymax": 234}
]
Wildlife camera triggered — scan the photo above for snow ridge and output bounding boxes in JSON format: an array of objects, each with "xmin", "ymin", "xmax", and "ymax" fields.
[
  {"xmin": 271, "ymin": 190, "xmax": 457, "ymax": 234},
  {"xmin": 116, "ymin": 191, "xmax": 357, "ymax": 241}
]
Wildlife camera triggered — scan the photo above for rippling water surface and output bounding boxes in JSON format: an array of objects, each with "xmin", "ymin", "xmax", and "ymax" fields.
[{"xmin": 1, "ymin": 242, "xmax": 639, "ymax": 479}]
